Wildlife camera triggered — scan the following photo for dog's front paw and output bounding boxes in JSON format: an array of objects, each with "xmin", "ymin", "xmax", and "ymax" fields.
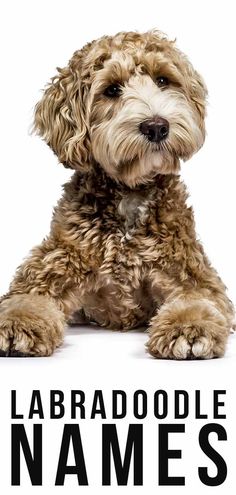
[
  {"xmin": 0, "ymin": 294, "xmax": 65, "ymax": 357},
  {"xmin": 147, "ymin": 326, "xmax": 224, "ymax": 359},
  {"xmin": 147, "ymin": 299, "xmax": 229, "ymax": 360}
]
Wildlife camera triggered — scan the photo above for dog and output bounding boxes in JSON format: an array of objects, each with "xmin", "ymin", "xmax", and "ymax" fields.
[{"xmin": 0, "ymin": 30, "xmax": 234, "ymax": 358}]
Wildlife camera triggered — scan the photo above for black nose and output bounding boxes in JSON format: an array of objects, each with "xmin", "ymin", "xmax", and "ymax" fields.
[{"xmin": 139, "ymin": 117, "xmax": 169, "ymax": 143}]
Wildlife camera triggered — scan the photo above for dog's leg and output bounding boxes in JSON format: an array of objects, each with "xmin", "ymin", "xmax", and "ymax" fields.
[
  {"xmin": 147, "ymin": 268, "xmax": 235, "ymax": 360},
  {"xmin": 0, "ymin": 238, "xmax": 84, "ymax": 356}
]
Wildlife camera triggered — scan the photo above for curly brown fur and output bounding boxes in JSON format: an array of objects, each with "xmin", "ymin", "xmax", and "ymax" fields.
[{"xmin": 0, "ymin": 30, "xmax": 234, "ymax": 358}]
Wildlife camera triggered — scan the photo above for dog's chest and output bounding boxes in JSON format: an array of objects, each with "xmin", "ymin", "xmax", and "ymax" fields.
[{"xmin": 117, "ymin": 191, "xmax": 152, "ymax": 238}]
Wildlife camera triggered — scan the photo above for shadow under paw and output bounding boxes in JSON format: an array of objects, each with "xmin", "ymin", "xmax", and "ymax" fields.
[{"xmin": 0, "ymin": 348, "xmax": 33, "ymax": 357}]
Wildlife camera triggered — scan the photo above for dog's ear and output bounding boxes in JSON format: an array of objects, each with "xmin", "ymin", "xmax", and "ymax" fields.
[
  {"xmin": 34, "ymin": 63, "xmax": 91, "ymax": 170},
  {"xmin": 188, "ymin": 68, "xmax": 208, "ymax": 126}
]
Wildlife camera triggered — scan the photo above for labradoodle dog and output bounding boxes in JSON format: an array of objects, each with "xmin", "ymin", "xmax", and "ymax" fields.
[{"xmin": 0, "ymin": 30, "xmax": 234, "ymax": 358}]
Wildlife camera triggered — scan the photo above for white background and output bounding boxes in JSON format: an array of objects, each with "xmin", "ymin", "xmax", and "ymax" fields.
[{"xmin": 0, "ymin": 0, "xmax": 236, "ymax": 493}]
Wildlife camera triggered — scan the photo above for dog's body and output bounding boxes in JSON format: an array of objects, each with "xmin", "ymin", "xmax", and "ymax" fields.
[{"xmin": 0, "ymin": 31, "xmax": 234, "ymax": 358}]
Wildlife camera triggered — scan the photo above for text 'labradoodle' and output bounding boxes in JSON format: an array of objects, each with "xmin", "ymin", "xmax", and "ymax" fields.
[{"xmin": 0, "ymin": 30, "xmax": 234, "ymax": 359}]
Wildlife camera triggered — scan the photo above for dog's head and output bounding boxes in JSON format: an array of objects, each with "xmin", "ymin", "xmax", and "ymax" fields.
[{"xmin": 34, "ymin": 30, "xmax": 207, "ymax": 187}]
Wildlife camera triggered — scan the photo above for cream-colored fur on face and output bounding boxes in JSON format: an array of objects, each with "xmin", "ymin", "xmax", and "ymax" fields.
[
  {"xmin": 0, "ymin": 30, "xmax": 234, "ymax": 358},
  {"xmin": 91, "ymin": 74, "xmax": 203, "ymax": 186}
]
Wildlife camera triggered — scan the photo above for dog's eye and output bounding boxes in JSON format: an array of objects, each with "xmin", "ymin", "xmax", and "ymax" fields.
[
  {"xmin": 104, "ymin": 84, "xmax": 122, "ymax": 97},
  {"xmin": 156, "ymin": 76, "xmax": 169, "ymax": 88}
]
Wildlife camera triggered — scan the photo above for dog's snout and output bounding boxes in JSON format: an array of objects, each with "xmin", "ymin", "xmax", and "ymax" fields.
[{"xmin": 139, "ymin": 117, "xmax": 169, "ymax": 143}]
